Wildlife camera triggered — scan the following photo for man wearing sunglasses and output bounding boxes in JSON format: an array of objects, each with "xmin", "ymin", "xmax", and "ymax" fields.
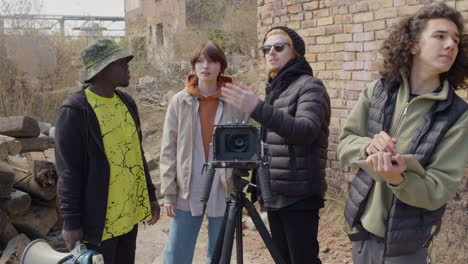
[{"xmin": 222, "ymin": 26, "xmax": 330, "ymax": 264}]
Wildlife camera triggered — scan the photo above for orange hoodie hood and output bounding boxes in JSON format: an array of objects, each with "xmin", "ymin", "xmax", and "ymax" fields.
[{"xmin": 184, "ymin": 74, "xmax": 232, "ymax": 100}]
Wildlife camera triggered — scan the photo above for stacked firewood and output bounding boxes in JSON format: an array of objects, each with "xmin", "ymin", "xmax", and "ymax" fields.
[{"xmin": 0, "ymin": 116, "xmax": 64, "ymax": 264}]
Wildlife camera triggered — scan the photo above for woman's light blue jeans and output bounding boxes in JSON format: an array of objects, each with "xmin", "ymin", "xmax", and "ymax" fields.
[{"xmin": 163, "ymin": 209, "xmax": 224, "ymax": 264}]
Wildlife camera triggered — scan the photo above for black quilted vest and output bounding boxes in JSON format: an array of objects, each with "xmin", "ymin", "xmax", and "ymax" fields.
[{"xmin": 344, "ymin": 79, "xmax": 467, "ymax": 257}]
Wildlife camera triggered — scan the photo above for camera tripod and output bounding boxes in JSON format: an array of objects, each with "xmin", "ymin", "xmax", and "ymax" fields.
[{"xmin": 208, "ymin": 169, "xmax": 286, "ymax": 264}]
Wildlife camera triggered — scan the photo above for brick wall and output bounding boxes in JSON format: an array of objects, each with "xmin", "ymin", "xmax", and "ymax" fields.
[{"xmin": 257, "ymin": 0, "xmax": 467, "ymax": 261}]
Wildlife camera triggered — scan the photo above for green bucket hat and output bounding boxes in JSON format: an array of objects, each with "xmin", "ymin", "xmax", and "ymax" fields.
[{"xmin": 81, "ymin": 39, "xmax": 134, "ymax": 83}]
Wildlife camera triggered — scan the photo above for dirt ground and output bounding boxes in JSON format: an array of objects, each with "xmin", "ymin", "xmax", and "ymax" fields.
[{"xmin": 135, "ymin": 207, "xmax": 352, "ymax": 264}]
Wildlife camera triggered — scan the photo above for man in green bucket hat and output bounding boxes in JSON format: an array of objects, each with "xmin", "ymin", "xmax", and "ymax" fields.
[{"xmin": 55, "ymin": 39, "xmax": 161, "ymax": 264}]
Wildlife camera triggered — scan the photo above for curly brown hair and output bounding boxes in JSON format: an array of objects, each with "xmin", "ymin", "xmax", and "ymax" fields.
[{"xmin": 380, "ymin": 3, "xmax": 468, "ymax": 89}]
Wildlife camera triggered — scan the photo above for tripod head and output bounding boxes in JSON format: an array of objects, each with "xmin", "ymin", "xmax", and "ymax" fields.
[{"xmin": 200, "ymin": 123, "xmax": 272, "ymax": 204}]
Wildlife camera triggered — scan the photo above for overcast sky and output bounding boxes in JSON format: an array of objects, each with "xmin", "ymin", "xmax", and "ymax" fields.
[{"xmin": 41, "ymin": 0, "xmax": 124, "ymax": 16}]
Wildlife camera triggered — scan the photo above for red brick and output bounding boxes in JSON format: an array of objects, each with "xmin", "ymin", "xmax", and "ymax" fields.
[
  {"xmin": 308, "ymin": 27, "xmax": 325, "ymax": 36},
  {"xmin": 297, "ymin": 28, "xmax": 309, "ymax": 37},
  {"xmin": 301, "ymin": 19, "xmax": 317, "ymax": 29},
  {"xmin": 344, "ymin": 42, "xmax": 363, "ymax": 52},
  {"xmin": 343, "ymin": 61, "xmax": 364, "ymax": 70},
  {"xmin": 314, "ymin": 8, "xmax": 330, "ymax": 18},
  {"xmin": 364, "ymin": 40, "xmax": 383, "ymax": 51},
  {"xmin": 399, "ymin": 5, "xmax": 424, "ymax": 16},
  {"xmin": 458, "ymin": 1, "xmax": 468, "ymax": 11},
  {"xmin": 310, "ymin": 44, "xmax": 327, "ymax": 53},
  {"xmin": 364, "ymin": 20, "xmax": 386, "ymax": 31},
  {"xmin": 335, "ymin": 14, "xmax": 353, "ymax": 24},
  {"xmin": 344, "ymin": 24, "xmax": 363, "ymax": 33},
  {"xmin": 334, "ymin": 71, "xmax": 352, "ymax": 80},
  {"xmin": 326, "ymin": 61, "xmax": 343, "ymax": 70},
  {"xmin": 339, "ymin": 6, "xmax": 348, "ymax": 14},
  {"xmin": 282, "ymin": 0, "xmax": 296, "ymax": 6},
  {"xmin": 274, "ymin": 7, "xmax": 288, "ymax": 16},
  {"xmin": 345, "ymin": 81, "xmax": 367, "ymax": 91},
  {"xmin": 326, "ymin": 80, "xmax": 345, "ymax": 90},
  {"xmin": 287, "ymin": 21, "xmax": 300, "ymax": 29},
  {"xmin": 261, "ymin": 12, "xmax": 273, "ymax": 19},
  {"xmin": 328, "ymin": 43, "xmax": 344, "ymax": 52},
  {"xmin": 305, "ymin": 54, "xmax": 317, "ymax": 62},
  {"xmin": 352, "ymin": 71, "xmax": 374, "ymax": 81},
  {"xmin": 375, "ymin": 8, "xmax": 398, "ymax": 19},
  {"xmin": 290, "ymin": 13, "xmax": 304, "ymax": 21},
  {"xmin": 353, "ymin": 32, "xmax": 374, "ymax": 42},
  {"xmin": 331, "ymin": 109, "xmax": 349, "ymax": 118},
  {"xmin": 318, "ymin": 52, "xmax": 335, "ymax": 61},
  {"xmin": 331, "ymin": 99, "xmax": 348, "ymax": 108},
  {"xmin": 311, "ymin": 62, "xmax": 326, "ymax": 71},
  {"xmin": 382, "ymin": 0, "xmax": 393, "ymax": 7},
  {"xmin": 330, "ymin": 6, "xmax": 340, "ymax": 15},
  {"xmin": 353, "ymin": 12, "xmax": 374, "ymax": 23},
  {"xmin": 318, "ymin": 71, "xmax": 334, "ymax": 80},
  {"xmin": 365, "ymin": 61, "xmax": 382, "ymax": 71},
  {"xmin": 369, "ymin": 0, "xmax": 382, "ymax": 10},
  {"xmin": 288, "ymin": 3, "xmax": 303, "ymax": 14},
  {"xmin": 342, "ymin": 52, "xmax": 356, "ymax": 61},
  {"xmin": 316, "ymin": 36, "xmax": 334, "ymax": 44},
  {"xmin": 303, "ymin": 1, "xmax": 319, "ymax": 11},
  {"xmin": 318, "ymin": 16, "xmax": 334, "ymax": 26},
  {"xmin": 303, "ymin": 36, "xmax": 316, "ymax": 45},
  {"xmin": 376, "ymin": 29, "xmax": 389, "ymax": 40},
  {"xmin": 334, "ymin": 33, "xmax": 353, "ymax": 43},
  {"xmin": 349, "ymin": 2, "xmax": 369, "ymax": 14},
  {"xmin": 328, "ymin": 89, "xmax": 341, "ymax": 98},
  {"xmin": 325, "ymin": 24, "xmax": 343, "ymax": 34},
  {"xmin": 342, "ymin": 90, "xmax": 360, "ymax": 100},
  {"xmin": 394, "ymin": 0, "xmax": 405, "ymax": 7},
  {"xmin": 357, "ymin": 51, "xmax": 377, "ymax": 61}
]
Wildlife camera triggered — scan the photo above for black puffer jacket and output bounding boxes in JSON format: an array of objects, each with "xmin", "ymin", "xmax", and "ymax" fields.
[{"xmin": 251, "ymin": 58, "xmax": 330, "ymax": 205}]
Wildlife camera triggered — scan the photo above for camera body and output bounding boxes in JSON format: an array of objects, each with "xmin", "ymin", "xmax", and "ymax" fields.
[
  {"xmin": 211, "ymin": 124, "xmax": 263, "ymax": 169},
  {"xmin": 200, "ymin": 123, "xmax": 273, "ymax": 203}
]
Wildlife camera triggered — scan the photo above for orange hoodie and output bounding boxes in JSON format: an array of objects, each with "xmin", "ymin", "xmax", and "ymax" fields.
[{"xmin": 184, "ymin": 74, "xmax": 232, "ymax": 162}]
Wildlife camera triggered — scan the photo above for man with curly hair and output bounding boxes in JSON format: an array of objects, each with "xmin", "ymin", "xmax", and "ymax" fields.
[{"xmin": 338, "ymin": 3, "xmax": 468, "ymax": 263}]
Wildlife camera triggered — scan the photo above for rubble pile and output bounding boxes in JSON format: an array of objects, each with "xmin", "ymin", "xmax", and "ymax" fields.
[{"xmin": 0, "ymin": 116, "xmax": 63, "ymax": 264}]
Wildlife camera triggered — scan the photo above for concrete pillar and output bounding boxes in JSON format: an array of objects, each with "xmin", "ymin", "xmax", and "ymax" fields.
[
  {"xmin": 59, "ymin": 19, "xmax": 65, "ymax": 37},
  {"xmin": 0, "ymin": 19, "xmax": 4, "ymax": 36}
]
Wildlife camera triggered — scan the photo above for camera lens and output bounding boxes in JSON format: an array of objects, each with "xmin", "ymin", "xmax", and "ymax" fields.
[{"xmin": 226, "ymin": 134, "xmax": 249, "ymax": 153}]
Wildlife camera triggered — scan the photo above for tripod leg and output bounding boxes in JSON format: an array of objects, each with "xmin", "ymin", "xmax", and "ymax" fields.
[
  {"xmin": 236, "ymin": 200, "xmax": 243, "ymax": 264},
  {"xmin": 243, "ymin": 199, "xmax": 287, "ymax": 264},
  {"xmin": 219, "ymin": 198, "xmax": 240, "ymax": 264},
  {"xmin": 210, "ymin": 201, "xmax": 230, "ymax": 264}
]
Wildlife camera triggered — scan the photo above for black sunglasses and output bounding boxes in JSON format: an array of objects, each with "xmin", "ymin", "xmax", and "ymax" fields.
[{"xmin": 260, "ymin": 42, "xmax": 290, "ymax": 55}]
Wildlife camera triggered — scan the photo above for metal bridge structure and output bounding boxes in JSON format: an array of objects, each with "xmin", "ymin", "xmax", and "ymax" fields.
[{"xmin": 0, "ymin": 14, "xmax": 125, "ymax": 36}]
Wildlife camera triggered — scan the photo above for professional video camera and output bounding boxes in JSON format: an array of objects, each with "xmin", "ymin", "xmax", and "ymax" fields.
[{"xmin": 200, "ymin": 123, "xmax": 286, "ymax": 264}]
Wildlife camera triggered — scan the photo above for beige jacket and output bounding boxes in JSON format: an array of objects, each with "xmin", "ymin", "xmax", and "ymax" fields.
[{"xmin": 160, "ymin": 89, "xmax": 249, "ymax": 205}]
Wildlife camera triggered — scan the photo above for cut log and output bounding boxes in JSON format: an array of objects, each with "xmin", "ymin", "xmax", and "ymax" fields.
[
  {"xmin": 0, "ymin": 135, "xmax": 21, "ymax": 156},
  {"xmin": 25, "ymin": 152, "xmax": 57, "ymax": 187},
  {"xmin": 0, "ymin": 161, "xmax": 14, "ymax": 198},
  {"xmin": 0, "ymin": 189, "xmax": 31, "ymax": 217},
  {"xmin": 12, "ymin": 170, "xmax": 56, "ymax": 201},
  {"xmin": 0, "ymin": 234, "xmax": 30, "ymax": 264},
  {"xmin": 0, "ymin": 210, "xmax": 19, "ymax": 245},
  {"xmin": 0, "ymin": 116, "xmax": 40, "ymax": 138},
  {"xmin": 17, "ymin": 136, "xmax": 54, "ymax": 153},
  {"xmin": 11, "ymin": 205, "xmax": 58, "ymax": 237}
]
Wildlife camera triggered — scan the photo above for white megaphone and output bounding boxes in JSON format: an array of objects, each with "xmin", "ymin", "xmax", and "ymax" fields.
[{"xmin": 21, "ymin": 239, "xmax": 104, "ymax": 264}]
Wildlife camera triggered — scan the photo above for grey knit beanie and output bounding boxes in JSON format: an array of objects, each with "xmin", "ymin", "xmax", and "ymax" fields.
[{"xmin": 264, "ymin": 26, "xmax": 305, "ymax": 57}]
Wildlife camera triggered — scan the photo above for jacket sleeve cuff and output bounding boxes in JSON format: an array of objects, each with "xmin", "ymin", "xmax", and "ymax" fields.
[
  {"xmin": 62, "ymin": 215, "xmax": 81, "ymax": 230},
  {"xmin": 164, "ymin": 195, "xmax": 177, "ymax": 205},
  {"xmin": 387, "ymin": 174, "xmax": 408, "ymax": 190},
  {"xmin": 250, "ymin": 100, "xmax": 264, "ymax": 120}
]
